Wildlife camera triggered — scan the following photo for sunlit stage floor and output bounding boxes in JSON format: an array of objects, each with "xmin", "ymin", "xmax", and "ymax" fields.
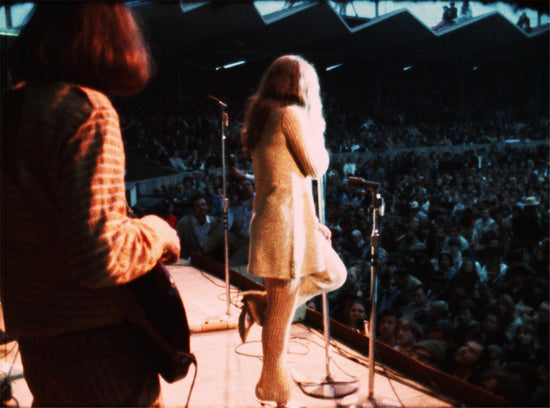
[{"xmin": 3, "ymin": 260, "xmax": 454, "ymax": 408}]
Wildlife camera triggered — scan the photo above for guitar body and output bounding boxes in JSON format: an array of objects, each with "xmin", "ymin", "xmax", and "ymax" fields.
[{"xmin": 117, "ymin": 262, "xmax": 196, "ymax": 383}]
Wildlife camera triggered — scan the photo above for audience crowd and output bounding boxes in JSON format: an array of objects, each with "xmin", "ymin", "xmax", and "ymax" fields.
[{"xmin": 117, "ymin": 68, "xmax": 548, "ymax": 406}]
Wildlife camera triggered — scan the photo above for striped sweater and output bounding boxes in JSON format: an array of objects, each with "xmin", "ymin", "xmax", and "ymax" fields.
[{"xmin": 1, "ymin": 81, "xmax": 165, "ymax": 337}]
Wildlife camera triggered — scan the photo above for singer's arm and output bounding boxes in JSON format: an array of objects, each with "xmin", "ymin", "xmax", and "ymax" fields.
[{"xmin": 282, "ymin": 106, "xmax": 329, "ymax": 179}]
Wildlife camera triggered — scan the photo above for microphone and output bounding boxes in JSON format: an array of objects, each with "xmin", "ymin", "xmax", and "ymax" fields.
[
  {"xmin": 347, "ymin": 176, "xmax": 380, "ymax": 191},
  {"xmin": 207, "ymin": 94, "xmax": 228, "ymax": 108}
]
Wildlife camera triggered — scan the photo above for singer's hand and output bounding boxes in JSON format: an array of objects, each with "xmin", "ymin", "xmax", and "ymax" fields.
[
  {"xmin": 318, "ymin": 223, "xmax": 332, "ymax": 242},
  {"xmin": 230, "ymin": 167, "xmax": 246, "ymax": 180}
]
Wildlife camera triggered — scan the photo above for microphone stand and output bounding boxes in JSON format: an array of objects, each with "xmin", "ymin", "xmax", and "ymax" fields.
[
  {"xmin": 294, "ymin": 176, "xmax": 359, "ymax": 400},
  {"xmin": 192, "ymin": 96, "xmax": 237, "ymax": 333},
  {"xmin": 219, "ymin": 101, "xmax": 231, "ymax": 317},
  {"xmin": 366, "ymin": 186, "xmax": 384, "ymax": 405}
]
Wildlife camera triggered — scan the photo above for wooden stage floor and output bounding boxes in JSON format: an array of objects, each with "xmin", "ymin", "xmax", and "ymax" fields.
[{"xmin": 2, "ymin": 260, "xmax": 453, "ymax": 408}]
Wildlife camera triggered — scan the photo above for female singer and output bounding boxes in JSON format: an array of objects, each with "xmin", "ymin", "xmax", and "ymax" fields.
[{"xmin": 239, "ymin": 55, "xmax": 347, "ymax": 406}]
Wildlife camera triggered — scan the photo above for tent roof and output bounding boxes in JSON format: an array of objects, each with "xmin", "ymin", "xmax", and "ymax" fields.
[{"xmin": 131, "ymin": 1, "xmax": 548, "ymax": 71}]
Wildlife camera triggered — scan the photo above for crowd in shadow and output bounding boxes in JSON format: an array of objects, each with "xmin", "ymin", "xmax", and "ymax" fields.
[{"xmin": 117, "ymin": 68, "xmax": 548, "ymax": 406}]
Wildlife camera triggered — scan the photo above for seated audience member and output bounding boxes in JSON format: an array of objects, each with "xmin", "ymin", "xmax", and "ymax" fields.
[
  {"xmin": 410, "ymin": 339, "xmax": 447, "ymax": 370},
  {"xmin": 526, "ymin": 358, "xmax": 549, "ymax": 407},
  {"xmin": 176, "ymin": 194, "xmax": 224, "ymax": 260},
  {"xmin": 472, "ymin": 208, "xmax": 495, "ymax": 248},
  {"xmin": 427, "ymin": 271, "xmax": 449, "ymax": 302},
  {"xmin": 395, "ymin": 223, "xmax": 421, "ymax": 260},
  {"xmin": 479, "ymin": 368, "xmax": 529, "ymax": 405},
  {"xmin": 497, "ymin": 293, "xmax": 523, "ymax": 342},
  {"xmin": 230, "ymin": 178, "xmax": 254, "ymax": 241},
  {"xmin": 449, "ymin": 337, "xmax": 489, "ymax": 386},
  {"xmin": 340, "ymin": 296, "xmax": 368, "ymax": 334},
  {"xmin": 470, "ymin": 281, "xmax": 492, "ymax": 321},
  {"xmin": 434, "ymin": 251, "xmax": 457, "ymax": 281},
  {"xmin": 228, "ymin": 178, "xmax": 255, "ymax": 266},
  {"xmin": 394, "ymin": 267, "xmax": 422, "ymax": 300},
  {"xmin": 377, "ymin": 308, "xmax": 399, "ymax": 347},
  {"xmin": 345, "ymin": 229, "xmax": 369, "ymax": 260},
  {"xmin": 453, "ymin": 298, "xmax": 480, "ymax": 347},
  {"xmin": 431, "ymin": 3, "xmax": 456, "ymax": 31},
  {"xmin": 443, "ymin": 274, "xmax": 473, "ymax": 314},
  {"xmin": 505, "ymin": 361, "xmax": 540, "ymax": 405},
  {"xmin": 172, "ymin": 176, "xmax": 197, "ymax": 213},
  {"xmin": 453, "ymin": 256, "xmax": 482, "ymax": 287},
  {"xmin": 405, "ymin": 284, "xmax": 432, "ymax": 332},
  {"xmin": 479, "ymin": 308, "xmax": 509, "ymax": 349},
  {"xmin": 504, "ymin": 323, "xmax": 541, "ymax": 370},
  {"xmin": 429, "ymin": 319, "xmax": 458, "ymax": 372},
  {"xmin": 446, "ymin": 238, "xmax": 464, "ymax": 270},
  {"xmin": 486, "ymin": 344, "xmax": 505, "ymax": 370},
  {"xmin": 534, "ymin": 301, "xmax": 549, "ymax": 353},
  {"xmin": 377, "ymin": 274, "xmax": 409, "ymax": 316},
  {"xmin": 160, "ymin": 200, "xmax": 178, "ymax": 229},
  {"xmin": 428, "ymin": 300, "xmax": 450, "ymax": 331},
  {"xmin": 407, "ymin": 242, "xmax": 434, "ymax": 286},
  {"xmin": 441, "ymin": 224, "xmax": 470, "ymax": 252},
  {"xmin": 395, "ymin": 317, "xmax": 424, "ymax": 356}
]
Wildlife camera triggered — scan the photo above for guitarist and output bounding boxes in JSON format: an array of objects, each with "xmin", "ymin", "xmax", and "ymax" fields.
[{"xmin": 1, "ymin": 4, "xmax": 180, "ymax": 407}]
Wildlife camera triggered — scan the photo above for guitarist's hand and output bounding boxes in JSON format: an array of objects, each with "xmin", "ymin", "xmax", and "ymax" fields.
[{"xmin": 142, "ymin": 215, "xmax": 181, "ymax": 264}]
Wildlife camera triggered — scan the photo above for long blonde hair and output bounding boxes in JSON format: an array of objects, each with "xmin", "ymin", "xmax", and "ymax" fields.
[{"xmin": 242, "ymin": 55, "xmax": 325, "ymax": 151}]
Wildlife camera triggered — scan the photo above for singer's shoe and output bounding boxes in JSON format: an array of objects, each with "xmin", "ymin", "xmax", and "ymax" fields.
[
  {"xmin": 238, "ymin": 301, "xmax": 254, "ymax": 343},
  {"xmin": 243, "ymin": 291, "xmax": 267, "ymax": 325},
  {"xmin": 238, "ymin": 291, "xmax": 267, "ymax": 342}
]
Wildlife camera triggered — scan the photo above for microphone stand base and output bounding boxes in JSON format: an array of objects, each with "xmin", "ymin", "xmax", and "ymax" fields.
[{"xmin": 190, "ymin": 313, "xmax": 238, "ymax": 333}]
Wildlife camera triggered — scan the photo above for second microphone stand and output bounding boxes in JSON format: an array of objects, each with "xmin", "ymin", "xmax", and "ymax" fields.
[{"xmin": 366, "ymin": 186, "xmax": 384, "ymax": 405}]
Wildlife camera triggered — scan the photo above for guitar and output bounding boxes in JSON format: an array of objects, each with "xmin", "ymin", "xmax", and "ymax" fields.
[{"xmin": 116, "ymin": 261, "xmax": 196, "ymax": 383}]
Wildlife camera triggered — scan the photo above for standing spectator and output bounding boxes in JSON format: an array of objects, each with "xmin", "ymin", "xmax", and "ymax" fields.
[
  {"xmin": 517, "ymin": 12, "xmax": 532, "ymax": 33},
  {"xmin": 457, "ymin": 0, "xmax": 472, "ymax": 22}
]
